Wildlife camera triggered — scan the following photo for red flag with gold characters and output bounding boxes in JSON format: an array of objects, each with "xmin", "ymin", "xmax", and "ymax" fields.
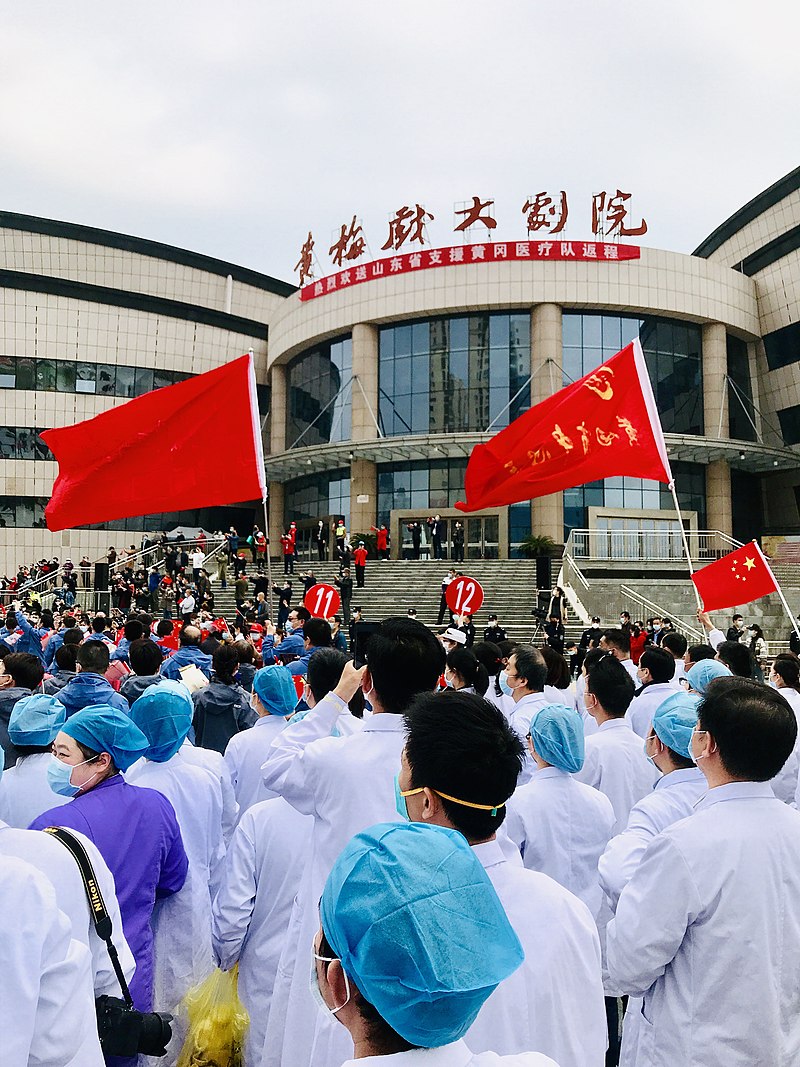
[
  {"xmin": 691, "ymin": 541, "xmax": 778, "ymax": 612},
  {"xmin": 42, "ymin": 353, "xmax": 266, "ymax": 531},
  {"xmin": 456, "ymin": 339, "xmax": 671, "ymax": 512}
]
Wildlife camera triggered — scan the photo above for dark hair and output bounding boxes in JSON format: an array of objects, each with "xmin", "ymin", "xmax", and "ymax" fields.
[
  {"xmin": 180, "ymin": 625, "xmax": 202, "ymax": 648},
  {"xmin": 77, "ymin": 640, "xmax": 110, "ymax": 674},
  {"xmin": 586, "ymin": 656, "xmax": 635, "ymax": 716},
  {"xmin": 772, "ymin": 653, "xmax": 800, "ymax": 692},
  {"xmin": 583, "ymin": 647, "xmax": 611, "ymax": 674},
  {"xmin": 639, "ymin": 647, "xmax": 676, "ymax": 684},
  {"xmin": 212, "ymin": 643, "xmax": 239, "ymax": 685},
  {"xmin": 233, "ymin": 639, "xmax": 254, "ymax": 665},
  {"xmin": 716, "ymin": 640, "xmax": 753, "ymax": 678},
  {"xmin": 123, "ymin": 620, "xmax": 144, "ymax": 643},
  {"xmin": 138, "ymin": 613, "xmax": 153, "ymax": 629},
  {"xmin": 365, "ymin": 617, "xmax": 445, "ymax": 715},
  {"xmin": 699, "ymin": 677, "xmax": 798, "ymax": 780},
  {"xmin": 687, "ymin": 643, "xmax": 716, "ymax": 664},
  {"xmin": 539, "ymin": 644, "xmax": 570, "ymax": 690},
  {"xmin": 509, "ymin": 646, "xmax": 547, "ymax": 692},
  {"xmin": 156, "ymin": 619, "xmax": 173, "ymax": 637},
  {"xmin": 55, "ymin": 643, "xmax": 78, "ymax": 670},
  {"xmin": 445, "ymin": 647, "xmax": 489, "ymax": 696},
  {"xmin": 3, "ymin": 652, "xmax": 44, "ymax": 690},
  {"xmin": 404, "ymin": 691, "xmax": 524, "ymax": 841},
  {"xmin": 62, "ymin": 616, "xmax": 78, "ymax": 630},
  {"xmin": 602, "ymin": 628, "xmax": 630, "ymax": 654},
  {"xmin": 496, "ymin": 639, "xmax": 518, "ymax": 661},
  {"xmin": 91, "ymin": 617, "xmax": 107, "ymax": 634},
  {"xmin": 472, "ymin": 641, "xmax": 504, "ymax": 696},
  {"xmin": 292, "ymin": 606, "xmax": 312, "ymax": 624},
  {"xmin": 63, "ymin": 628, "xmax": 83, "ymax": 646},
  {"xmin": 304, "ymin": 618, "xmax": 332, "ymax": 649},
  {"xmin": 306, "ymin": 648, "xmax": 363, "ymax": 719},
  {"xmin": 661, "ymin": 632, "xmax": 688, "ymax": 657},
  {"xmin": 40, "ymin": 610, "xmax": 54, "ymax": 628},
  {"xmin": 129, "ymin": 637, "xmax": 162, "ymax": 676}
]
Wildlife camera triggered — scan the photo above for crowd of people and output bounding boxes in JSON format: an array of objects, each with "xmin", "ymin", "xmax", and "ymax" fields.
[{"xmin": 1, "ymin": 577, "xmax": 800, "ymax": 1067}]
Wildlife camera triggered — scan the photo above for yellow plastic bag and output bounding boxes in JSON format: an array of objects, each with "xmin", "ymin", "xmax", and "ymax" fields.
[{"xmin": 176, "ymin": 965, "xmax": 250, "ymax": 1067}]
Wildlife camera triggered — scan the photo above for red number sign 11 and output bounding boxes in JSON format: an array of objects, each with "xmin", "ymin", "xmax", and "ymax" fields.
[
  {"xmin": 304, "ymin": 583, "xmax": 342, "ymax": 619},
  {"xmin": 445, "ymin": 576, "xmax": 485, "ymax": 616}
]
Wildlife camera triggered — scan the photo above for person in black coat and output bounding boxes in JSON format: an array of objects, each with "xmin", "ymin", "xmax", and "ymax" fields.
[
  {"xmin": 315, "ymin": 521, "xmax": 328, "ymax": 562},
  {"xmin": 409, "ymin": 522, "xmax": 422, "ymax": 560},
  {"xmin": 334, "ymin": 569, "xmax": 353, "ymax": 624},
  {"xmin": 452, "ymin": 521, "xmax": 465, "ymax": 563}
]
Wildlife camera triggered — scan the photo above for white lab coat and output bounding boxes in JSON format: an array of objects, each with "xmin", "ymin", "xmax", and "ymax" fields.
[
  {"xmin": 465, "ymin": 839, "xmax": 606, "ymax": 1067},
  {"xmin": 505, "ymin": 766, "xmax": 615, "ymax": 918},
  {"xmin": 1, "ymin": 854, "xmax": 101, "ymax": 1067},
  {"xmin": 260, "ymin": 693, "xmax": 407, "ymax": 1067},
  {"xmin": 340, "ymin": 1041, "xmax": 558, "ymax": 1066},
  {"xmin": 543, "ymin": 684, "xmax": 578, "ymax": 713},
  {"xmin": 224, "ymin": 713, "xmax": 288, "ymax": 817},
  {"xmin": 181, "ymin": 738, "xmax": 239, "ymax": 843},
  {"xmin": 126, "ymin": 751, "xmax": 225, "ymax": 1058},
  {"xmin": 625, "ymin": 681, "xmax": 679, "ymax": 738},
  {"xmin": 0, "ymin": 751, "xmax": 70, "ymax": 827},
  {"xmin": 607, "ymin": 782, "xmax": 800, "ymax": 1067},
  {"xmin": 212, "ymin": 797, "xmax": 312, "ymax": 1067},
  {"xmin": 618, "ymin": 657, "xmax": 639, "ymax": 683},
  {"xmin": 503, "ymin": 692, "xmax": 550, "ymax": 784},
  {"xmin": 598, "ymin": 766, "xmax": 707, "ymax": 910},
  {"xmin": 576, "ymin": 673, "xmax": 599, "ymax": 736},
  {"xmin": 573, "ymin": 718, "xmax": 659, "ymax": 833}
]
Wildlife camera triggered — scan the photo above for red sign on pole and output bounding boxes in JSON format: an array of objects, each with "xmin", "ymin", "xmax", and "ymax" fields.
[
  {"xmin": 304, "ymin": 583, "xmax": 342, "ymax": 619},
  {"xmin": 446, "ymin": 576, "xmax": 485, "ymax": 616}
]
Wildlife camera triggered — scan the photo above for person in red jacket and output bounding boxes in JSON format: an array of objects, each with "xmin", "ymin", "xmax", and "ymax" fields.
[
  {"xmin": 281, "ymin": 532, "xmax": 295, "ymax": 575},
  {"xmin": 353, "ymin": 541, "xmax": 368, "ymax": 587},
  {"xmin": 370, "ymin": 524, "xmax": 390, "ymax": 560}
]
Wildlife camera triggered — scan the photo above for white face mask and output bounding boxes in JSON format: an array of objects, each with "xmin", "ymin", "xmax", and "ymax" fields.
[{"xmin": 309, "ymin": 954, "xmax": 351, "ymax": 1017}]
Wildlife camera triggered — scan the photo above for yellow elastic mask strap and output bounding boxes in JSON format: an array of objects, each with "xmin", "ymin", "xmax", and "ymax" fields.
[{"xmin": 399, "ymin": 784, "xmax": 505, "ymax": 817}]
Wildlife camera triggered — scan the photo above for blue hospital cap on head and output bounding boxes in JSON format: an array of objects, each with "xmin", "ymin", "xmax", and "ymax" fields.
[
  {"xmin": 687, "ymin": 659, "xmax": 732, "ymax": 695},
  {"xmin": 62, "ymin": 704, "xmax": 149, "ymax": 772},
  {"xmin": 320, "ymin": 822, "xmax": 524, "ymax": 1048},
  {"xmin": 252, "ymin": 665, "xmax": 297, "ymax": 716},
  {"xmin": 653, "ymin": 691, "xmax": 701, "ymax": 759},
  {"xmin": 129, "ymin": 680, "xmax": 193, "ymax": 762},
  {"xmin": 528, "ymin": 703, "xmax": 585, "ymax": 773},
  {"xmin": 9, "ymin": 694, "xmax": 66, "ymax": 746}
]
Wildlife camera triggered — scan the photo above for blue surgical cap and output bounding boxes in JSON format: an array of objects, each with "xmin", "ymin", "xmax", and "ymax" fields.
[
  {"xmin": 129, "ymin": 680, "xmax": 193, "ymax": 762},
  {"xmin": 652, "ymin": 691, "xmax": 701, "ymax": 759},
  {"xmin": 687, "ymin": 659, "xmax": 732, "ymax": 694},
  {"xmin": 320, "ymin": 822, "xmax": 524, "ymax": 1047},
  {"xmin": 9, "ymin": 694, "xmax": 66, "ymax": 746},
  {"xmin": 529, "ymin": 703, "xmax": 585, "ymax": 773},
  {"xmin": 62, "ymin": 704, "xmax": 149, "ymax": 772},
  {"xmin": 252, "ymin": 665, "xmax": 296, "ymax": 716}
]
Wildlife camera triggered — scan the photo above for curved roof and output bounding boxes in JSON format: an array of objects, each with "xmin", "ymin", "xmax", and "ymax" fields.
[{"xmin": 693, "ymin": 165, "xmax": 800, "ymax": 258}]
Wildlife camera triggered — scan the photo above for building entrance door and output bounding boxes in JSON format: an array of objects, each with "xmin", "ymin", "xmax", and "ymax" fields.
[
  {"xmin": 291, "ymin": 517, "xmax": 335, "ymax": 562},
  {"xmin": 396, "ymin": 515, "xmax": 500, "ymax": 560}
]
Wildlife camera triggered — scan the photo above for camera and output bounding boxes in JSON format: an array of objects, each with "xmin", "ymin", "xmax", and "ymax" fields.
[
  {"xmin": 95, "ymin": 995, "xmax": 173, "ymax": 1057},
  {"xmin": 531, "ymin": 607, "xmax": 548, "ymax": 621}
]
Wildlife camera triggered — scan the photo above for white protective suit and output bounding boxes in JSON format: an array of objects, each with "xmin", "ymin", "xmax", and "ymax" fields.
[
  {"xmin": 180, "ymin": 738, "xmax": 239, "ymax": 843},
  {"xmin": 340, "ymin": 1043, "xmax": 559, "ymax": 1066},
  {"xmin": 1, "ymin": 854, "xmax": 101, "ymax": 1067},
  {"xmin": 224, "ymin": 713, "xmax": 288, "ymax": 817},
  {"xmin": 607, "ymin": 781, "xmax": 800, "ymax": 1067},
  {"xmin": 212, "ymin": 796, "xmax": 312, "ymax": 1067},
  {"xmin": 260, "ymin": 692, "xmax": 407, "ymax": 1067},
  {"xmin": 625, "ymin": 681, "xmax": 679, "ymax": 738},
  {"xmin": 572, "ymin": 717, "xmax": 659, "ymax": 833},
  {"xmin": 465, "ymin": 839, "xmax": 606, "ymax": 1067},
  {"xmin": 0, "ymin": 752, "xmax": 70, "ymax": 827},
  {"xmin": 504, "ymin": 766, "xmax": 615, "ymax": 918}
]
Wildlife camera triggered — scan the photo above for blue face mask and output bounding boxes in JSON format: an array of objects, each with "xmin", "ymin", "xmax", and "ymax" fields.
[
  {"xmin": 394, "ymin": 775, "xmax": 410, "ymax": 821},
  {"xmin": 499, "ymin": 671, "xmax": 513, "ymax": 697},
  {"xmin": 47, "ymin": 754, "xmax": 86, "ymax": 797}
]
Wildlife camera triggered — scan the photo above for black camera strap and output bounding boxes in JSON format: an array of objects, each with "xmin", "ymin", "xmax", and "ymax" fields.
[{"xmin": 44, "ymin": 825, "xmax": 135, "ymax": 1009}]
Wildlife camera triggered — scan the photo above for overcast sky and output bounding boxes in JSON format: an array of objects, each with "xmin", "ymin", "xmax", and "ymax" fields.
[{"xmin": 2, "ymin": 1, "xmax": 798, "ymax": 286}]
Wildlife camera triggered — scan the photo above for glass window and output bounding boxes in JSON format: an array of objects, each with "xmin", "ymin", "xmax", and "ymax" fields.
[
  {"xmin": 764, "ymin": 322, "xmax": 800, "ymax": 372},
  {"xmin": 115, "ymin": 365, "xmax": 136, "ymax": 398},
  {"xmin": 76, "ymin": 363, "xmax": 96, "ymax": 393},
  {"xmin": 134, "ymin": 368, "xmax": 154, "ymax": 396},
  {"xmin": 153, "ymin": 370, "xmax": 174, "ymax": 390},
  {"xmin": 0, "ymin": 428, "xmax": 14, "ymax": 459},
  {"xmin": 286, "ymin": 336, "xmax": 352, "ymax": 448},
  {"xmin": 36, "ymin": 360, "xmax": 57, "ymax": 391},
  {"xmin": 0, "ymin": 357, "xmax": 14, "ymax": 389},
  {"xmin": 56, "ymin": 361, "xmax": 76, "ymax": 392},
  {"xmin": 727, "ymin": 336, "xmax": 756, "ymax": 442},
  {"xmin": 96, "ymin": 365, "xmax": 116, "ymax": 396},
  {"xmin": 16, "ymin": 359, "xmax": 35, "ymax": 390},
  {"xmin": 33, "ymin": 431, "xmax": 50, "ymax": 460},
  {"xmin": 0, "ymin": 498, "xmax": 14, "ymax": 527},
  {"xmin": 15, "ymin": 428, "xmax": 35, "ymax": 460}
]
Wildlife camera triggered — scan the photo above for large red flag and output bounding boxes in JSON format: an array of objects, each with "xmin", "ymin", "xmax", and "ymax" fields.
[
  {"xmin": 691, "ymin": 541, "xmax": 778, "ymax": 613},
  {"xmin": 456, "ymin": 339, "xmax": 672, "ymax": 512},
  {"xmin": 43, "ymin": 353, "xmax": 266, "ymax": 531}
]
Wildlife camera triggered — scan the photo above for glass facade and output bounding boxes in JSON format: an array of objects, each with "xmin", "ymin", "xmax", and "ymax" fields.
[
  {"xmin": 377, "ymin": 460, "xmax": 468, "ymax": 524},
  {"xmin": 378, "ymin": 314, "xmax": 531, "ymax": 436},
  {"xmin": 286, "ymin": 337, "xmax": 352, "ymax": 448},
  {"xmin": 0, "ymin": 356, "xmax": 193, "ymax": 397},
  {"xmin": 0, "ymin": 428, "xmax": 50, "ymax": 460},
  {"xmin": 284, "ymin": 469, "xmax": 351, "ymax": 527},
  {"xmin": 726, "ymin": 336, "xmax": 756, "ymax": 442},
  {"xmin": 0, "ymin": 498, "xmax": 253, "ymax": 532},
  {"xmin": 764, "ymin": 321, "xmax": 800, "ymax": 372}
]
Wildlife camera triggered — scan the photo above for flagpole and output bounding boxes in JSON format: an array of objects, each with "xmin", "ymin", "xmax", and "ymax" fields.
[
  {"xmin": 669, "ymin": 481, "xmax": 702, "ymax": 609},
  {"xmin": 754, "ymin": 541, "xmax": 800, "ymax": 641},
  {"xmin": 263, "ymin": 493, "xmax": 274, "ymax": 620}
]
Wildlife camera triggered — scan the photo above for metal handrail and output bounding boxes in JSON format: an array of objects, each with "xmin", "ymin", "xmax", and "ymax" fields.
[
  {"xmin": 619, "ymin": 584, "xmax": 703, "ymax": 641},
  {"xmin": 564, "ymin": 528, "xmax": 744, "ymax": 564},
  {"xmin": 562, "ymin": 552, "xmax": 589, "ymax": 590}
]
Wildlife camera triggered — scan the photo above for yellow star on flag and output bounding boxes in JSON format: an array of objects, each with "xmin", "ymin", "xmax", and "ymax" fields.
[{"xmin": 744, "ymin": 556, "xmax": 756, "ymax": 571}]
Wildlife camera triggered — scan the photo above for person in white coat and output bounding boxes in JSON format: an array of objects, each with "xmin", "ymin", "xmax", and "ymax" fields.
[
  {"xmin": 223, "ymin": 664, "xmax": 297, "ymax": 818},
  {"xmin": 127, "ymin": 680, "xmax": 225, "ymax": 1060},
  {"xmin": 212, "ymin": 650, "xmax": 353, "ymax": 1067},
  {"xmin": 316, "ymin": 821, "xmax": 558, "ymax": 1067},
  {"xmin": 505, "ymin": 702, "xmax": 615, "ymax": 919},
  {"xmin": 573, "ymin": 654, "xmax": 659, "ymax": 834},
  {"xmin": 625, "ymin": 647, "xmax": 679, "ymax": 738},
  {"xmin": 598, "ymin": 690, "xmax": 707, "ymax": 1067},
  {"xmin": 1, "ymin": 853, "xmax": 102, "ymax": 1067},
  {"xmin": 660, "ymin": 631, "xmax": 688, "ymax": 686},
  {"xmin": 0, "ymin": 693, "xmax": 71, "ymax": 827},
  {"xmin": 399, "ymin": 690, "xmax": 606, "ymax": 1067},
  {"xmin": 180, "ymin": 736, "xmax": 238, "ymax": 844},
  {"xmin": 607, "ymin": 676, "xmax": 800, "ymax": 1066},
  {"xmin": 260, "ymin": 616, "xmax": 445, "ymax": 1067},
  {"xmin": 502, "ymin": 646, "xmax": 550, "ymax": 783},
  {"xmin": 599, "ymin": 629, "xmax": 639, "ymax": 683}
]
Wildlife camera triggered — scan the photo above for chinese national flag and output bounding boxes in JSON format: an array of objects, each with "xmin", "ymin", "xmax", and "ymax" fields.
[
  {"xmin": 691, "ymin": 541, "xmax": 778, "ymax": 613},
  {"xmin": 456, "ymin": 339, "xmax": 672, "ymax": 512},
  {"xmin": 43, "ymin": 353, "xmax": 266, "ymax": 531}
]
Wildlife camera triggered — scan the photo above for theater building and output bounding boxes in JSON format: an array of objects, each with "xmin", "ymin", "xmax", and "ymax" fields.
[{"xmin": 1, "ymin": 165, "xmax": 799, "ymax": 571}]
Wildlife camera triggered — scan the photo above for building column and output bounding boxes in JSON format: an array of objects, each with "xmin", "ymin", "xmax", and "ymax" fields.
[
  {"xmin": 269, "ymin": 363, "xmax": 287, "ymax": 454},
  {"xmin": 267, "ymin": 481, "xmax": 285, "ymax": 548},
  {"xmin": 706, "ymin": 459, "xmax": 732, "ymax": 536},
  {"xmin": 351, "ymin": 323, "xmax": 380, "ymax": 442},
  {"xmin": 350, "ymin": 457, "xmax": 377, "ymax": 537},
  {"xmin": 530, "ymin": 304, "xmax": 564, "ymax": 544},
  {"xmin": 702, "ymin": 323, "xmax": 732, "ymax": 535}
]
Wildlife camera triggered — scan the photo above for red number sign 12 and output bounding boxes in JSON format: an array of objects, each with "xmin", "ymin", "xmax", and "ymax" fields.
[
  {"xmin": 445, "ymin": 576, "xmax": 485, "ymax": 616},
  {"xmin": 304, "ymin": 583, "xmax": 342, "ymax": 619}
]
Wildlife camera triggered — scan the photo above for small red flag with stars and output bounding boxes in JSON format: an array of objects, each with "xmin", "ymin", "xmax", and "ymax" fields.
[{"xmin": 691, "ymin": 540, "xmax": 778, "ymax": 613}]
